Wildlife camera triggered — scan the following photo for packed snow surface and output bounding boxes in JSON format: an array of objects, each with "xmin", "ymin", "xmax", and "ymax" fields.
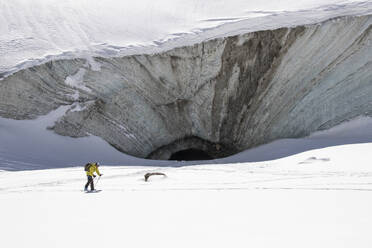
[
  {"xmin": 1, "ymin": 142, "xmax": 372, "ymax": 248},
  {"xmin": 1, "ymin": 0, "xmax": 372, "ymax": 78},
  {"xmin": 1, "ymin": 116, "xmax": 371, "ymax": 247}
]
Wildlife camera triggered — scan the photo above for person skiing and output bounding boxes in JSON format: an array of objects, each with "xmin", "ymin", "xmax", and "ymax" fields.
[{"xmin": 84, "ymin": 162, "xmax": 103, "ymax": 191}]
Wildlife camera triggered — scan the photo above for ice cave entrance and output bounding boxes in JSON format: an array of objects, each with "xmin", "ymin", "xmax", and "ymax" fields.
[{"xmin": 169, "ymin": 149, "xmax": 213, "ymax": 161}]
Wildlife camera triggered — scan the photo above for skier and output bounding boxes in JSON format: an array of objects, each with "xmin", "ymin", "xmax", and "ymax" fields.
[{"xmin": 84, "ymin": 162, "xmax": 103, "ymax": 192}]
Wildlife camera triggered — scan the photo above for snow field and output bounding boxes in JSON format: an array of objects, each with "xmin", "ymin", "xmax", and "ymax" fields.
[
  {"xmin": 1, "ymin": 142, "xmax": 372, "ymax": 248},
  {"xmin": 1, "ymin": 0, "xmax": 371, "ymax": 78},
  {"xmin": 2, "ymin": 190, "xmax": 372, "ymax": 248}
]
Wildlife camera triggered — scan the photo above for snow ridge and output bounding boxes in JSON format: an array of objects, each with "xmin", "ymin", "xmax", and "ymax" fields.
[{"xmin": 1, "ymin": 0, "xmax": 371, "ymax": 79}]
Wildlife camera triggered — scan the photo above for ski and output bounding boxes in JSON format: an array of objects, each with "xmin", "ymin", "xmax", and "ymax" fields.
[{"xmin": 85, "ymin": 189, "xmax": 102, "ymax": 193}]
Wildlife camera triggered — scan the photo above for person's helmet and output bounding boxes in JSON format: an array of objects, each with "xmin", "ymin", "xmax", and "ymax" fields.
[{"xmin": 96, "ymin": 162, "xmax": 100, "ymax": 167}]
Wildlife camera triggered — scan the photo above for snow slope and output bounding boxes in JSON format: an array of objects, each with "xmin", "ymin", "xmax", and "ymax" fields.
[
  {"xmin": 1, "ymin": 107, "xmax": 371, "ymax": 170},
  {"xmin": 220, "ymin": 116, "xmax": 372, "ymax": 163},
  {"xmin": 1, "ymin": 142, "xmax": 372, "ymax": 248},
  {"xmin": 1, "ymin": 0, "xmax": 371, "ymax": 78},
  {"xmin": 1, "ymin": 114, "xmax": 370, "ymax": 247},
  {"xmin": 0, "ymin": 106, "xmax": 173, "ymax": 170}
]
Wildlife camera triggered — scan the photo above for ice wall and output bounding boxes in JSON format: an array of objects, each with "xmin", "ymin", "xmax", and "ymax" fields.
[{"xmin": 1, "ymin": 15, "xmax": 371, "ymax": 159}]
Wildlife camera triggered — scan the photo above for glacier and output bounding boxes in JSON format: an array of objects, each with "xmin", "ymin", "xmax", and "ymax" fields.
[
  {"xmin": 1, "ymin": 2, "xmax": 372, "ymax": 247},
  {"xmin": 1, "ymin": 0, "xmax": 372, "ymax": 77},
  {"xmin": 0, "ymin": 0, "xmax": 372, "ymax": 166}
]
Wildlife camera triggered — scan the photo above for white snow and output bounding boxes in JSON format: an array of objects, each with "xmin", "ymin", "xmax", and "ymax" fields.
[
  {"xmin": 65, "ymin": 68, "xmax": 91, "ymax": 93},
  {"xmin": 0, "ymin": 141, "xmax": 372, "ymax": 248},
  {"xmin": 0, "ymin": 100, "xmax": 371, "ymax": 248},
  {"xmin": 1, "ymin": 2, "xmax": 372, "ymax": 246},
  {"xmin": 220, "ymin": 116, "xmax": 372, "ymax": 163},
  {"xmin": 69, "ymin": 102, "xmax": 88, "ymax": 113},
  {"xmin": 1, "ymin": 111, "xmax": 371, "ymax": 170},
  {"xmin": 1, "ymin": 111, "xmax": 371, "ymax": 248},
  {"xmin": 1, "ymin": 0, "xmax": 371, "ymax": 78},
  {"xmin": 0, "ymin": 106, "xmax": 171, "ymax": 170}
]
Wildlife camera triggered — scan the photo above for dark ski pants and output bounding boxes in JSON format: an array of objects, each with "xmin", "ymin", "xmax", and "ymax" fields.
[{"xmin": 85, "ymin": 176, "xmax": 94, "ymax": 190}]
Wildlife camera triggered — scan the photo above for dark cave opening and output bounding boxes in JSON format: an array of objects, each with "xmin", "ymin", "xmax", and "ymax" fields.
[
  {"xmin": 147, "ymin": 136, "xmax": 237, "ymax": 160},
  {"xmin": 169, "ymin": 149, "xmax": 213, "ymax": 161}
]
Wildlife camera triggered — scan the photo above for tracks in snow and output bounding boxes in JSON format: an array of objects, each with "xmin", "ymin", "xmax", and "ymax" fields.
[{"xmin": 1, "ymin": 164, "xmax": 372, "ymax": 193}]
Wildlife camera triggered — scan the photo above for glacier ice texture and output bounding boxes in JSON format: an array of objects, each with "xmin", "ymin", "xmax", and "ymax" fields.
[{"xmin": 0, "ymin": 15, "xmax": 371, "ymax": 160}]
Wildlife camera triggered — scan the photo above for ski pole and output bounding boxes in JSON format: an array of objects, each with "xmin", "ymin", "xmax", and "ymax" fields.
[{"xmin": 95, "ymin": 175, "xmax": 101, "ymax": 188}]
